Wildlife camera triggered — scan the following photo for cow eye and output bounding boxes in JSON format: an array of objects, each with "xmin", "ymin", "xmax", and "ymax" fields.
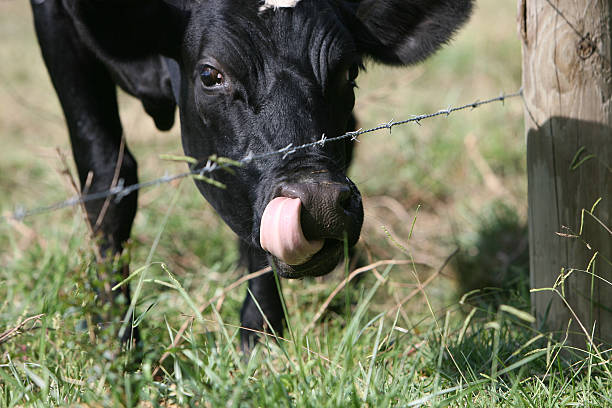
[
  {"xmin": 200, "ymin": 65, "xmax": 225, "ymax": 88},
  {"xmin": 346, "ymin": 64, "xmax": 359, "ymax": 87}
]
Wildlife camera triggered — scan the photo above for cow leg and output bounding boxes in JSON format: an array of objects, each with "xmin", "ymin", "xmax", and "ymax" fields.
[
  {"xmin": 239, "ymin": 242, "xmax": 284, "ymax": 352},
  {"xmin": 32, "ymin": 0, "xmax": 138, "ymax": 343}
]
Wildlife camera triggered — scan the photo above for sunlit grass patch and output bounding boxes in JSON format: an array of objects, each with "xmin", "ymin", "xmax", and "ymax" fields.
[{"xmin": 2, "ymin": 0, "xmax": 611, "ymax": 406}]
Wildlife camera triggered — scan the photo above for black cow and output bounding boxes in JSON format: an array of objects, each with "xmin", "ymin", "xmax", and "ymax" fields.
[{"xmin": 30, "ymin": 0, "xmax": 473, "ymax": 349}]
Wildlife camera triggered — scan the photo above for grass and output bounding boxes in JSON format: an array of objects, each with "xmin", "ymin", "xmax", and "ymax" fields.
[{"xmin": 1, "ymin": 0, "xmax": 611, "ymax": 406}]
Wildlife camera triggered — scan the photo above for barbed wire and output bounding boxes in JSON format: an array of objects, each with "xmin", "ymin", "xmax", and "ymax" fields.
[{"xmin": 1, "ymin": 88, "xmax": 523, "ymax": 224}]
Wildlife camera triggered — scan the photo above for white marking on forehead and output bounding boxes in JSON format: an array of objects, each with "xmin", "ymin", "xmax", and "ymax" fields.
[{"xmin": 259, "ymin": 0, "xmax": 301, "ymax": 12}]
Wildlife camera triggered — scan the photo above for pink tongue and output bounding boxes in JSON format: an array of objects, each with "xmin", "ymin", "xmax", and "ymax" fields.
[{"xmin": 260, "ymin": 197, "xmax": 324, "ymax": 265}]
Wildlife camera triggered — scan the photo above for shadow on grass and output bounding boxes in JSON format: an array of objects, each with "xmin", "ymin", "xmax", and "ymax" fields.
[{"xmin": 454, "ymin": 201, "xmax": 530, "ymax": 310}]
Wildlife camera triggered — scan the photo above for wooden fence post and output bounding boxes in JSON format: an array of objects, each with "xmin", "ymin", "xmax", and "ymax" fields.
[{"xmin": 520, "ymin": 0, "xmax": 612, "ymax": 347}]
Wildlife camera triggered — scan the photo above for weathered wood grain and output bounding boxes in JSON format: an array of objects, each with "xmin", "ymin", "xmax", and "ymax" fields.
[{"xmin": 520, "ymin": 0, "xmax": 612, "ymax": 347}]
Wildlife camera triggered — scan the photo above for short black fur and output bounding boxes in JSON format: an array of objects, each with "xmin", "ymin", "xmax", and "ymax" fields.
[{"xmin": 30, "ymin": 0, "xmax": 473, "ymax": 350}]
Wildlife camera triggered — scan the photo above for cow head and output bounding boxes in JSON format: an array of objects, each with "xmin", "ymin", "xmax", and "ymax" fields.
[{"xmin": 70, "ymin": 0, "xmax": 473, "ymax": 278}]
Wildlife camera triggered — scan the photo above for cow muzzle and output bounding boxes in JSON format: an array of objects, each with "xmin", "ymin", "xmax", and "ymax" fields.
[{"xmin": 260, "ymin": 180, "xmax": 363, "ymax": 278}]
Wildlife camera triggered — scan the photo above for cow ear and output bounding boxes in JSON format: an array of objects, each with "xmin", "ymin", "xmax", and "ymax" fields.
[
  {"xmin": 348, "ymin": 0, "xmax": 474, "ymax": 66},
  {"xmin": 64, "ymin": 0, "xmax": 192, "ymax": 61}
]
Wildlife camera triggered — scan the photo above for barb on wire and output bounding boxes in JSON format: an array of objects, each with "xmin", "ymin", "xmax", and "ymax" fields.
[
  {"xmin": 1, "ymin": 89, "xmax": 523, "ymax": 224},
  {"xmin": 385, "ymin": 119, "xmax": 394, "ymax": 134},
  {"xmin": 317, "ymin": 133, "xmax": 327, "ymax": 146}
]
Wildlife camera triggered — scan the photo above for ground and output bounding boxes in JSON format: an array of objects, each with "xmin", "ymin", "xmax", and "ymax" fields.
[{"xmin": 1, "ymin": 1, "xmax": 610, "ymax": 406}]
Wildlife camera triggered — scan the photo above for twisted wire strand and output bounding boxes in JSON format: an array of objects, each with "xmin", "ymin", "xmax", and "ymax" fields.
[{"xmin": 2, "ymin": 89, "xmax": 522, "ymax": 224}]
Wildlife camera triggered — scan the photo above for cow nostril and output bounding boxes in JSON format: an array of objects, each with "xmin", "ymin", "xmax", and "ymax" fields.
[
  {"xmin": 299, "ymin": 206, "xmax": 319, "ymax": 242},
  {"xmin": 276, "ymin": 181, "xmax": 360, "ymax": 242},
  {"xmin": 336, "ymin": 186, "xmax": 352, "ymax": 211}
]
